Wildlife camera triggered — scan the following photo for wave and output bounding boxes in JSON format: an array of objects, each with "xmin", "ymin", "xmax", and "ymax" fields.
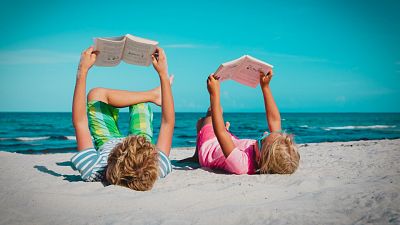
[
  {"xmin": 0, "ymin": 136, "xmax": 49, "ymax": 141},
  {"xmin": 323, "ymin": 125, "xmax": 396, "ymax": 131},
  {"xmin": 17, "ymin": 136, "xmax": 50, "ymax": 141},
  {"xmin": 0, "ymin": 135, "xmax": 77, "ymax": 142}
]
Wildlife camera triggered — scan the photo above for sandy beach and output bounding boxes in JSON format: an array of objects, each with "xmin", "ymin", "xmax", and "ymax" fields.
[{"xmin": 0, "ymin": 139, "xmax": 399, "ymax": 225}]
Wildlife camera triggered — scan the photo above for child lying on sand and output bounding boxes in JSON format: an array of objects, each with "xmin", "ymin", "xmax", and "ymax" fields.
[
  {"xmin": 193, "ymin": 70, "xmax": 300, "ymax": 174},
  {"xmin": 71, "ymin": 46, "xmax": 174, "ymax": 191}
]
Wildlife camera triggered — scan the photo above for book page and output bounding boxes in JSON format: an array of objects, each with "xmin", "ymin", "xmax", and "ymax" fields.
[
  {"xmin": 214, "ymin": 57, "xmax": 243, "ymax": 81},
  {"xmin": 233, "ymin": 57, "xmax": 273, "ymax": 88},
  {"xmin": 122, "ymin": 37, "xmax": 157, "ymax": 66},
  {"xmin": 215, "ymin": 55, "xmax": 273, "ymax": 88},
  {"xmin": 93, "ymin": 36, "xmax": 125, "ymax": 67},
  {"xmin": 125, "ymin": 34, "xmax": 158, "ymax": 45}
]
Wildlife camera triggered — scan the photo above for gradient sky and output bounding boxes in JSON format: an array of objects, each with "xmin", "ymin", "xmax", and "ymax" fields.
[{"xmin": 0, "ymin": 0, "xmax": 399, "ymax": 112}]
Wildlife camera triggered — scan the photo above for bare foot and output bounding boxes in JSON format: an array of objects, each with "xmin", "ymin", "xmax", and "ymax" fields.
[
  {"xmin": 225, "ymin": 121, "xmax": 230, "ymax": 131},
  {"xmin": 152, "ymin": 75, "xmax": 174, "ymax": 106}
]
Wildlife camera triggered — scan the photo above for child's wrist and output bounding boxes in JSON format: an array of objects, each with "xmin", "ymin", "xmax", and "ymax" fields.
[
  {"xmin": 261, "ymin": 85, "xmax": 271, "ymax": 91},
  {"xmin": 210, "ymin": 93, "xmax": 220, "ymax": 100},
  {"xmin": 78, "ymin": 64, "xmax": 89, "ymax": 73},
  {"xmin": 158, "ymin": 73, "xmax": 169, "ymax": 81},
  {"xmin": 78, "ymin": 69, "xmax": 89, "ymax": 75},
  {"xmin": 158, "ymin": 71, "xmax": 168, "ymax": 77},
  {"xmin": 76, "ymin": 66, "xmax": 89, "ymax": 79}
]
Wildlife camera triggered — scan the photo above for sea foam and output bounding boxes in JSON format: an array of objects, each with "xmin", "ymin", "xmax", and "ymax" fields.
[
  {"xmin": 324, "ymin": 125, "xmax": 396, "ymax": 131},
  {"xmin": 16, "ymin": 136, "xmax": 50, "ymax": 141}
]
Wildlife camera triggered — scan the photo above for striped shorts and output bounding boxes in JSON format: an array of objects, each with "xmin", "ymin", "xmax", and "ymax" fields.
[{"xmin": 87, "ymin": 101, "xmax": 153, "ymax": 149}]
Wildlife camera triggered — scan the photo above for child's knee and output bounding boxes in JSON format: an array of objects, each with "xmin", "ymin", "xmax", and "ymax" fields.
[
  {"xmin": 196, "ymin": 116, "xmax": 212, "ymax": 132},
  {"xmin": 196, "ymin": 118, "xmax": 204, "ymax": 132},
  {"xmin": 87, "ymin": 88, "xmax": 107, "ymax": 102}
]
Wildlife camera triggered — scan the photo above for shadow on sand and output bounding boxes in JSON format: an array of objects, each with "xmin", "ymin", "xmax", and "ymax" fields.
[{"xmin": 34, "ymin": 164, "xmax": 82, "ymax": 182}]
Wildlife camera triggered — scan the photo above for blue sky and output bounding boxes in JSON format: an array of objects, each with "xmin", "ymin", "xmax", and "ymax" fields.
[{"xmin": 0, "ymin": 0, "xmax": 399, "ymax": 112}]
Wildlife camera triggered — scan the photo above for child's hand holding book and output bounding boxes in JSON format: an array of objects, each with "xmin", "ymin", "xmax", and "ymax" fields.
[
  {"xmin": 259, "ymin": 69, "xmax": 274, "ymax": 90},
  {"xmin": 151, "ymin": 47, "xmax": 168, "ymax": 77},
  {"xmin": 207, "ymin": 74, "xmax": 221, "ymax": 97}
]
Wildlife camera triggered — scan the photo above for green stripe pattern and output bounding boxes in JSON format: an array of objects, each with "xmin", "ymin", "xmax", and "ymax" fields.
[
  {"xmin": 129, "ymin": 103, "xmax": 153, "ymax": 142},
  {"xmin": 87, "ymin": 101, "xmax": 153, "ymax": 149}
]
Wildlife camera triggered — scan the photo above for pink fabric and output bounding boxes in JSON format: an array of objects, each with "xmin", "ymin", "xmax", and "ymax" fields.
[{"xmin": 197, "ymin": 124, "xmax": 256, "ymax": 175}]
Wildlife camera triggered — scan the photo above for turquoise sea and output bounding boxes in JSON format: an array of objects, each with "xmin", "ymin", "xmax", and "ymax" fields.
[{"xmin": 0, "ymin": 112, "xmax": 399, "ymax": 153}]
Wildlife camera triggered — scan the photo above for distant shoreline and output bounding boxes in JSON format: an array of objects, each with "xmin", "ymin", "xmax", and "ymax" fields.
[{"xmin": 2, "ymin": 138, "xmax": 400, "ymax": 155}]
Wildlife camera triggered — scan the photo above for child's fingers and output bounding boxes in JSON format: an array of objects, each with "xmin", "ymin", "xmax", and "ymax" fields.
[
  {"xmin": 85, "ymin": 46, "xmax": 93, "ymax": 52},
  {"xmin": 151, "ymin": 55, "xmax": 157, "ymax": 65},
  {"xmin": 90, "ymin": 52, "xmax": 97, "ymax": 60},
  {"xmin": 85, "ymin": 46, "xmax": 94, "ymax": 54},
  {"xmin": 157, "ymin": 47, "xmax": 165, "ymax": 59},
  {"xmin": 90, "ymin": 51, "xmax": 100, "ymax": 60},
  {"xmin": 81, "ymin": 47, "xmax": 91, "ymax": 55},
  {"xmin": 158, "ymin": 47, "xmax": 164, "ymax": 55},
  {"xmin": 260, "ymin": 70, "xmax": 270, "ymax": 80}
]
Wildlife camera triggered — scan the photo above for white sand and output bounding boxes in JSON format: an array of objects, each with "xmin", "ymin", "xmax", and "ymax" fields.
[{"xmin": 1, "ymin": 139, "xmax": 399, "ymax": 225}]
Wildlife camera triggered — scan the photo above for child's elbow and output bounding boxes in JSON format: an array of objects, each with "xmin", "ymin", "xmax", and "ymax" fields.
[
  {"xmin": 269, "ymin": 120, "xmax": 281, "ymax": 132},
  {"xmin": 162, "ymin": 111, "xmax": 175, "ymax": 123},
  {"xmin": 227, "ymin": 163, "xmax": 249, "ymax": 175},
  {"xmin": 232, "ymin": 167, "xmax": 249, "ymax": 175},
  {"xmin": 72, "ymin": 114, "xmax": 87, "ymax": 127},
  {"xmin": 161, "ymin": 117, "xmax": 175, "ymax": 128},
  {"xmin": 73, "ymin": 121, "xmax": 88, "ymax": 132}
]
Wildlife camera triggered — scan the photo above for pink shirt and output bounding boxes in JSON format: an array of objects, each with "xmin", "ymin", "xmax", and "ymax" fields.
[{"xmin": 197, "ymin": 124, "xmax": 256, "ymax": 175}]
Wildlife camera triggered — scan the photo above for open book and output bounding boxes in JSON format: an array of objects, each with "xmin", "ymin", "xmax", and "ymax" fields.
[
  {"xmin": 93, "ymin": 34, "xmax": 158, "ymax": 67},
  {"xmin": 214, "ymin": 55, "xmax": 273, "ymax": 88}
]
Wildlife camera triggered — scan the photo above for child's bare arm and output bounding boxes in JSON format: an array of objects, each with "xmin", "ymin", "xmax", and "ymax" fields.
[
  {"xmin": 152, "ymin": 47, "xmax": 175, "ymax": 156},
  {"xmin": 260, "ymin": 70, "xmax": 282, "ymax": 132},
  {"xmin": 207, "ymin": 75, "xmax": 236, "ymax": 158},
  {"xmin": 72, "ymin": 47, "xmax": 97, "ymax": 150}
]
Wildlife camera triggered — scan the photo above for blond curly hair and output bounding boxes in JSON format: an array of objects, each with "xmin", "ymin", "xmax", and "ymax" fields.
[
  {"xmin": 106, "ymin": 135, "xmax": 159, "ymax": 191},
  {"xmin": 259, "ymin": 133, "xmax": 300, "ymax": 174}
]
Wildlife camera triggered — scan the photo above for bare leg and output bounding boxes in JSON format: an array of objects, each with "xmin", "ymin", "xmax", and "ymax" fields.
[
  {"xmin": 196, "ymin": 107, "xmax": 229, "ymax": 132},
  {"xmin": 179, "ymin": 109, "xmax": 211, "ymax": 163},
  {"xmin": 197, "ymin": 108, "xmax": 212, "ymax": 131},
  {"xmin": 87, "ymin": 76, "xmax": 173, "ymax": 108},
  {"xmin": 180, "ymin": 107, "xmax": 229, "ymax": 163},
  {"xmin": 87, "ymin": 87, "xmax": 158, "ymax": 108}
]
